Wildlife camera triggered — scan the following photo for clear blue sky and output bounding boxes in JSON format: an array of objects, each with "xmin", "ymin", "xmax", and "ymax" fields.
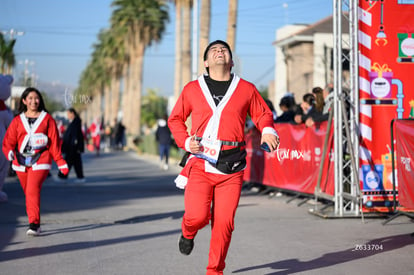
[{"xmin": 1, "ymin": 0, "xmax": 332, "ymax": 97}]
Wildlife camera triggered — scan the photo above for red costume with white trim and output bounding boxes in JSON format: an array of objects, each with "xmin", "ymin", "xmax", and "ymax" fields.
[
  {"xmin": 168, "ymin": 74, "xmax": 276, "ymax": 274},
  {"xmin": 88, "ymin": 119, "xmax": 101, "ymax": 154},
  {"xmin": 2, "ymin": 111, "xmax": 68, "ymax": 226}
]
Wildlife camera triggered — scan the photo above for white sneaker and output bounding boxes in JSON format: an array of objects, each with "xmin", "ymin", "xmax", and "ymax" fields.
[
  {"xmin": 26, "ymin": 227, "xmax": 41, "ymax": 236},
  {"xmin": 163, "ymin": 164, "xmax": 169, "ymax": 170}
]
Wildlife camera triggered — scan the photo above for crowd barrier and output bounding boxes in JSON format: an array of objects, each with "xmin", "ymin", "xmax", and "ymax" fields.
[
  {"xmin": 244, "ymin": 122, "xmax": 334, "ymax": 196},
  {"xmin": 394, "ymin": 119, "xmax": 414, "ymax": 210}
]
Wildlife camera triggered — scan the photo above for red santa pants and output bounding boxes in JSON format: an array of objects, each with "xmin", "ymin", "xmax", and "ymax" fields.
[
  {"xmin": 16, "ymin": 168, "xmax": 49, "ymax": 225},
  {"xmin": 182, "ymin": 159, "xmax": 243, "ymax": 275}
]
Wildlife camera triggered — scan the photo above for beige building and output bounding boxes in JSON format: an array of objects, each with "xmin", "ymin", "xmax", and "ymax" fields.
[
  {"xmin": 6, "ymin": 86, "xmax": 27, "ymax": 112},
  {"xmin": 273, "ymin": 15, "xmax": 349, "ymax": 113}
]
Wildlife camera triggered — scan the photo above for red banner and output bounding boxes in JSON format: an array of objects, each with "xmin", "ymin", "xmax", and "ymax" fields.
[
  {"xmin": 395, "ymin": 120, "xmax": 414, "ymax": 209},
  {"xmin": 358, "ymin": 0, "xmax": 414, "ymax": 212},
  {"xmin": 244, "ymin": 122, "xmax": 334, "ymax": 196}
]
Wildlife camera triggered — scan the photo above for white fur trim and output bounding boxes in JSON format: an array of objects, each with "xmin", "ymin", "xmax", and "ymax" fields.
[
  {"xmin": 12, "ymin": 164, "xmax": 25, "ymax": 172},
  {"xmin": 197, "ymin": 75, "xmax": 240, "ymax": 141},
  {"xmin": 19, "ymin": 111, "xmax": 48, "ymax": 153},
  {"xmin": 204, "ymin": 160, "xmax": 246, "ymax": 175},
  {"xmin": 31, "ymin": 163, "xmax": 51, "ymax": 170},
  {"xmin": 175, "ymin": 174, "xmax": 188, "ymax": 189},
  {"xmin": 205, "ymin": 161, "xmax": 227, "ymax": 175},
  {"xmin": 7, "ymin": 150, "xmax": 14, "ymax": 161},
  {"xmin": 185, "ymin": 136, "xmax": 192, "ymax": 152},
  {"xmin": 262, "ymin": 127, "xmax": 278, "ymax": 137}
]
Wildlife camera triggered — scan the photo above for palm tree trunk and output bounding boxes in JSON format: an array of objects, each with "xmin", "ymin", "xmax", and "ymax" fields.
[
  {"xmin": 122, "ymin": 60, "xmax": 132, "ymax": 135},
  {"xmin": 174, "ymin": 1, "xmax": 183, "ymax": 101},
  {"xmin": 110, "ymin": 76, "xmax": 120, "ymax": 125},
  {"xmin": 227, "ymin": 0, "xmax": 238, "ymax": 51},
  {"xmin": 181, "ymin": 0, "xmax": 192, "ymax": 86},
  {"xmin": 198, "ymin": 0, "xmax": 211, "ymax": 75},
  {"xmin": 104, "ymin": 86, "xmax": 111, "ymax": 126},
  {"xmin": 128, "ymin": 42, "xmax": 145, "ymax": 137}
]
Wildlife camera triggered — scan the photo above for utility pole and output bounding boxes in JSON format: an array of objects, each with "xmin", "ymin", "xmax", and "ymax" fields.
[
  {"xmin": 19, "ymin": 59, "xmax": 35, "ymax": 86},
  {"xmin": 1, "ymin": 28, "xmax": 25, "ymax": 40},
  {"xmin": 192, "ymin": 0, "xmax": 199, "ymax": 80}
]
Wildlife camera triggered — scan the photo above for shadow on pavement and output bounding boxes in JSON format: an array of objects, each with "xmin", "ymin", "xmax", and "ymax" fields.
[
  {"xmin": 0, "ymin": 228, "xmax": 181, "ymax": 262},
  {"xmin": 114, "ymin": 210, "xmax": 184, "ymax": 224},
  {"xmin": 232, "ymin": 233, "xmax": 414, "ymax": 275},
  {"xmin": 0, "ymin": 151, "xmax": 183, "ymax": 254}
]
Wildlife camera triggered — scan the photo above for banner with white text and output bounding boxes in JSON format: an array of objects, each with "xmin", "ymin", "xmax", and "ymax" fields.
[
  {"xmin": 395, "ymin": 119, "xmax": 414, "ymax": 210},
  {"xmin": 244, "ymin": 122, "xmax": 334, "ymax": 196}
]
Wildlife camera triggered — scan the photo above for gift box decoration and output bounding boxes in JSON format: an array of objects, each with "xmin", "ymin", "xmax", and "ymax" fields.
[{"xmin": 369, "ymin": 63, "xmax": 393, "ymax": 99}]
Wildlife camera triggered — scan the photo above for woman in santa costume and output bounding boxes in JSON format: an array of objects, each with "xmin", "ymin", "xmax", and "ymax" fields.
[
  {"xmin": 88, "ymin": 117, "xmax": 102, "ymax": 156},
  {"xmin": 2, "ymin": 87, "xmax": 68, "ymax": 236},
  {"xmin": 168, "ymin": 40, "xmax": 280, "ymax": 275}
]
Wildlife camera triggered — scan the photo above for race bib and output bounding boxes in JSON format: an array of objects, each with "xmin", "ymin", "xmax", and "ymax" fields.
[
  {"xmin": 196, "ymin": 138, "xmax": 222, "ymax": 164},
  {"xmin": 30, "ymin": 133, "xmax": 48, "ymax": 149}
]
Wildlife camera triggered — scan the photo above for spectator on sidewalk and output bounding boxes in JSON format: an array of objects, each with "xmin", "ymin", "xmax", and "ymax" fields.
[
  {"xmin": 294, "ymin": 93, "xmax": 315, "ymax": 124},
  {"xmin": 275, "ymin": 93, "xmax": 297, "ymax": 123},
  {"xmin": 155, "ymin": 114, "xmax": 172, "ymax": 170},
  {"xmin": 303, "ymin": 85, "xmax": 334, "ymax": 127},
  {"xmin": 58, "ymin": 107, "xmax": 85, "ymax": 183},
  {"xmin": 113, "ymin": 119, "xmax": 126, "ymax": 150}
]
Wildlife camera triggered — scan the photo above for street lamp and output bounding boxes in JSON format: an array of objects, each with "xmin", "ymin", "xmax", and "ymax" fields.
[{"xmin": 1, "ymin": 28, "xmax": 25, "ymax": 40}]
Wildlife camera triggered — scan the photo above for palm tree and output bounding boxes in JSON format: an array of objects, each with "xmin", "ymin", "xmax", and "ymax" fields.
[
  {"xmin": 227, "ymin": 0, "xmax": 238, "ymax": 51},
  {"xmin": 75, "ymin": 35, "xmax": 110, "ymax": 125},
  {"xmin": 198, "ymin": 0, "xmax": 210, "ymax": 75},
  {"xmin": 0, "ymin": 33, "xmax": 16, "ymax": 74},
  {"xmin": 111, "ymin": 0, "xmax": 169, "ymax": 137},
  {"xmin": 96, "ymin": 29, "xmax": 127, "ymax": 126},
  {"xmin": 174, "ymin": 0, "xmax": 183, "ymax": 101},
  {"xmin": 181, "ymin": 0, "xmax": 192, "ymax": 86},
  {"xmin": 173, "ymin": 0, "xmax": 192, "ymax": 101}
]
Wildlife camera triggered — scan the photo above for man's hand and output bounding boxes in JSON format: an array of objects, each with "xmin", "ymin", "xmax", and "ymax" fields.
[
  {"xmin": 261, "ymin": 133, "xmax": 280, "ymax": 152},
  {"xmin": 189, "ymin": 136, "xmax": 203, "ymax": 154}
]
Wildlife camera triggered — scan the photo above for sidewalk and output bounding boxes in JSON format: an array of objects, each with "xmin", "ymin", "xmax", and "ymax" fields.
[{"xmin": 0, "ymin": 151, "xmax": 413, "ymax": 275}]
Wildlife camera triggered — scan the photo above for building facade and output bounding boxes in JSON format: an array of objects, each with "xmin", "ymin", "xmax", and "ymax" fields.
[{"xmin": 273, "ymin": 15, "xmax": 349, "ymax": 113}]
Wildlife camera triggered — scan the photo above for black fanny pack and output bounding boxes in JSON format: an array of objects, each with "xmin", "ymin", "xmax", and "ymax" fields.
[
  {"xmin": 215, "ymin": 147, "xmax": 246, "ymax": 174},
  {"xmin": 16, "ymin": 149, "xmax": 46, "ymax": 167},
  {"xmin": 179, "ymin": 147, "xmax": 246, "ymax": 174}
]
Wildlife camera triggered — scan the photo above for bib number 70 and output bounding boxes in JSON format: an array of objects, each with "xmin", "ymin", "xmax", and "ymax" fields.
[{"xmin": 196, "ymin": 139, "xmax": 222, "ymax": 164}]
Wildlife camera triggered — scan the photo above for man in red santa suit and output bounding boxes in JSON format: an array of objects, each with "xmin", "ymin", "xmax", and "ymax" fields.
[
  {"xmin": 2, "ymin": 87, "xmax": 68, "ymax": 236},
  {"xmin": 168, "ymin": 40, "xmax": 280, "ymax": 275}
]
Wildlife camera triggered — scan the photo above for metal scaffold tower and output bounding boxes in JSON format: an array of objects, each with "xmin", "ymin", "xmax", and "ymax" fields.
[
  {"xmin": 313, "ymin": 0, "xmax": 362, "ymax": 218},
  {"xmin": 332, "ymin": 0, "xmax": 362, "ymax": 217}
]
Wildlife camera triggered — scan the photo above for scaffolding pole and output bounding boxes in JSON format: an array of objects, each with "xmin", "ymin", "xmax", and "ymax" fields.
[{"xmin": 331, "ymin": 0, "xmax": 361, "ymax": 218}]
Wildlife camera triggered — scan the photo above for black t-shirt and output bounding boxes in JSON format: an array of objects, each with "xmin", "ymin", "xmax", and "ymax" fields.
[
  {"xmin": 23, "ymin": 117, "xmax": 37, "ymax": 153},
  {"xmin": 204, "ymin": 74, "xmax": 234, "ymax": 106}
]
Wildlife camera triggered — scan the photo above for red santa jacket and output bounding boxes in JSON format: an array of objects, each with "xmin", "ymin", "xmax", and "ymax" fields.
[
  {"xmin": 168, "ymin": 74, "xmax": 277, "ymax": 186},
  {"xmin": 169, "ymin": 74, "xmax": 275, "ymax": 150},
  {"xmin": 2, "ymin": 111, "xmax": 66, "ymax": 172}
]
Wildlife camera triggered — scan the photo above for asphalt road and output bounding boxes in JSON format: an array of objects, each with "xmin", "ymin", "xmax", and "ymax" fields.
[{"xmin": 1, "ymin": 150, "xmax": 413, "ymax": 275}]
